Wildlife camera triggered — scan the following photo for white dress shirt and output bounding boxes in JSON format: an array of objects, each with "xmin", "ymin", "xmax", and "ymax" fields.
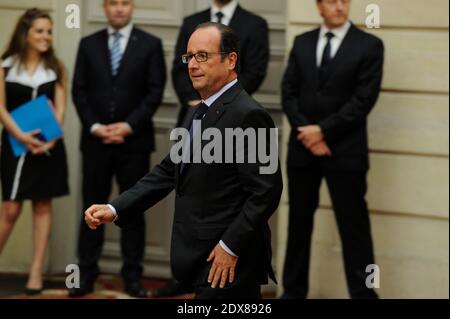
[
  {"xmin": 316, "ymin": 20, "xmax": 351, "ymax": 67},
  {"xmin": 211, "ymin": 0, "xmax": 238, "ymax": 26},
  {"xmin": 108, "ymin": 78, "xmax": 240, "ymax": 258},
  {"xmin": 90, "ymin": 23, "xmax": 134, "ymax": 135},
  {"xmin": 107, "ymin": 22, "xmax": 133, "ymax": 54}
]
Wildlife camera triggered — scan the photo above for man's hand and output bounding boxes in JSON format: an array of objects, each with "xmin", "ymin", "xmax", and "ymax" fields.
[
  {"xmin": 92, "ymin": 123, "xmax": 131, "ymax": 145},
  {"xmin": 107, "ymin": 122, "xmax": 133, "ymax": 138},
  {"xmin": 84, "ymin": 205, "xmax": 115, "ymax": 230},
  {"xmin": 310, "ymin": 141, "xmax": 332, "ymax": 157},
  {"xmin": 207, "ymin": 244, "xmax": 238, "ymax": 289},
  {"xmin": 92, "ymin": 125, "xmax": 113, "ymax": 139},
  {"xmin": 102, "ymin": 135, "xmax": 125, "ymax": 145},
  {"xmin": 297, "ymin": 125, "xmax": 324, "ymax": 149}
]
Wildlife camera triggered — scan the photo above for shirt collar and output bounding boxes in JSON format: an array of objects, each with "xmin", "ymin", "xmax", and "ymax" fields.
[
  {"xmin": 211, "ymin": 0, "xmax": 238, "ymax": 21},
  {"xmin": 319, "ymin": 20, "xmax": 351, "ymax": 40},
  {"xmin": 108, "ymin": 22, "xmax": 134, "ymax": 39},
  {"xmin": 203, "ymin": 78, "xmax": 238, "ymax": 107},
  {"xmin": 3, "ymin": 56, "xmax": 57, "ymax": 89}
]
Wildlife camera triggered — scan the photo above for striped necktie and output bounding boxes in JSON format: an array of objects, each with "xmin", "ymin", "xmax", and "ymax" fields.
[{"xmin": 111, "ymin": 32, "xmax": 123, "ymax": 77}]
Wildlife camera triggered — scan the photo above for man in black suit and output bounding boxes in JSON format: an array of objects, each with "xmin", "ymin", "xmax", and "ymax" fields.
[
  {"xmin": 281, "ymin": 0, "xmax": 384, "ymax": 299},
  {"xmin": 83, "ymin": 22, "xmax": 282, "ymax": 299},
  {"xmin": 71, "ymin": 0, "xmax": 166, "ymax": 298},
  {"xmin": 172, "ymin": 0, "xmax": 269, "ymax": 127},
  {"xmin": 161, "ymin": 0, "xmax": 270, "ymax": 297}
]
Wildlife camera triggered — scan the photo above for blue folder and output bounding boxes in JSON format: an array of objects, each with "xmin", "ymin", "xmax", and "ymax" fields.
[{"xmin": 8, "ymin": 95, "xmax": 63, "ymax": 157}]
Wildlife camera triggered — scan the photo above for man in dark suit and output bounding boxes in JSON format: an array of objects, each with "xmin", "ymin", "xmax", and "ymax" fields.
[
  {"xmin": 83, "ymin": 22, "xmax": 282, "ymax": 299},
  {"xmin": 161, "ymin": 0, "xmax": 270, "ymax": 297},
  {"xmin": 71, "ymin": 0, "xmax": 166, "ymax": 298},
  {"xmin": 172, "ymin": 0, "xmax": 269, "ymax": 127},
  {"xmin": 281, "ymin": 0, "xmax": 384, "ymax": 299}
]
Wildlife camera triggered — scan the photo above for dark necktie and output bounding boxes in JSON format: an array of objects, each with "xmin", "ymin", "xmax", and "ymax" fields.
[
  {"xmin": 180, "ymin": 102, "xmax": 209, "ymax": 173},
  {"xmin": 320, "ymin": 32, "xmax": 335, "ymax": 69},
  {"xmin": 216, "ymin": 11, "xmax": 224, "ymax": 24}
]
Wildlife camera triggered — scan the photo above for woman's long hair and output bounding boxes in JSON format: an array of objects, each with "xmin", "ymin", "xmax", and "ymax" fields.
[{"xmin": 1, "ymin": 8, "xmax": 64, "ymax": 84}]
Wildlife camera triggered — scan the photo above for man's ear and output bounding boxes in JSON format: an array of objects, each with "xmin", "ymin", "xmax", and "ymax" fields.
[{"xmin": 228, "ymin": 52, "xmax": 238, "ymax": 70}]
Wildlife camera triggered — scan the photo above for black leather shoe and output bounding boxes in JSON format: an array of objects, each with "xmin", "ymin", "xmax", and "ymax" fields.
[
  {"xmin": 151, "ymin": 278, "xmax": 194, "ymax": 298},
  {"xmin": 24, "ymin": 287, "xmax": 43, "ymax": 296},
  {"xmin": 125, "ymin": 280, "xmax": 148, "ymax": 298},
  {"xmin": 68, "ymin": 278, "xmax": 95, "ymax": 297}
]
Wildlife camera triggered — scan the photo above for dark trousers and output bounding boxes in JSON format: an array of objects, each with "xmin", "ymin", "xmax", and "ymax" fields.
[
  {"xmin": 77, "ymin": 146, "xmax": 150, "ymax": 282},
  {"xmin": 283, "ymin": 162, "xmax": 378, "ymax": 299}
]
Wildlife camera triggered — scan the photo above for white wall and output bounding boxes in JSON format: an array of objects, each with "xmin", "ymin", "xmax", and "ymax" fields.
[{"xmin": 278, "ymin": 0, "xmax": 449, "ymax": 298}]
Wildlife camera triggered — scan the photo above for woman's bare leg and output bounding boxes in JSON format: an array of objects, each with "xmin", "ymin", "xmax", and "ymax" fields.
[
  {"xmin": 0, "ymin": 201, "xmax": 23, "ymax": 253},
  {"xmin": 26, "ymin": 199, "xmax": 52, "ymax": 290}
]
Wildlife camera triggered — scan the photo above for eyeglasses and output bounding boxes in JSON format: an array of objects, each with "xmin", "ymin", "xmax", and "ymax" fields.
[{"xmin": 181, "ymin": 51, "xmax": 229, "ymax": 64}]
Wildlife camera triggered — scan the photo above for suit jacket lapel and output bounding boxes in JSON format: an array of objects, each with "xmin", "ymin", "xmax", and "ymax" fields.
[
  {"xmin": 100, "ymin": 30, "xmax": 114, "ymax": 81},
  {"xmin": 309, "ymin": 28, "xmax": 320, "ymax": 89},
  {"xmin": 201, "ymin": 81, "xmax": 242, "ymax": 130},
  {"xmin": 175, "ymin": 107, "xmax": 196, "ymax": 184},
  {"xmin": 203, "ymin": 8, "xmax": 212, "ymax": 22},
  {"xmin": 228, "ymin": 5, "xmax": 242, "ymax": 30}
]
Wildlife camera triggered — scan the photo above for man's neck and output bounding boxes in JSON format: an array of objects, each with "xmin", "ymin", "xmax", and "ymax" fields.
[
  {"xmin": 323, "ymin": 20, "xmax": 348, "ymax": 31},
  {"xmin": 109, "ymin": 21, "xmax": 132, "ymax": 33},
  {"xmin": 213, "ymin": 0, "xmax": 233, "ymax": 9}
]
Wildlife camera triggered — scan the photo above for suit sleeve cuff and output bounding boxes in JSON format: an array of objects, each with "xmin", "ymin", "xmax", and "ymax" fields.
[
  {"xmin": 125, "ymin": 122, "xmax": 134, "ymax": 135},
  {"xmin": 219, "ymin": 240, "xmax": 238, "ymax": 257},
  {"xmin": 107, "ymin": 204, "xmax": 118, "ymax": 222},
  {"xmin": 90, "ymin": 123, "xmax": 102, "ymax": 135}
]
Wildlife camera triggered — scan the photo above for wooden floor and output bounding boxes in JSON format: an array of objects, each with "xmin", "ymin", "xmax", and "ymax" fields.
[
  {"xmin": 0, "ymin": 273, "xmax": 276, "ymax": 299},
  {"xmin": 0, "ymin": 273, "xmax": 191, "ymax": 299}
]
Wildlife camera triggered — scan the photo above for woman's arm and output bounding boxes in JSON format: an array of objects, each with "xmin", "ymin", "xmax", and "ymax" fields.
[
  {"xmin": 0, "ymin": 61, "xmax": 44, "ymax": 153},
  {"xmin": 53, "ymin": 71, "xmax": 67, "ymax": 125},
  {"xmin": 0, "ymin": 63, "xmax": 24, "ymax": 139}
]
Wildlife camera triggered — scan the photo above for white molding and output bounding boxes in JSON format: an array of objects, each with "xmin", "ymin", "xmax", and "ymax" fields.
[
  {"xmin": 0, "ymin": 0, "xmax": 53, "ymax": 10},
  {"xmin": 195, "ymin": 0, "xmax": 286, "ymax": 30},
  {"xmin": 88, "ymin": 0, "xmax": 285, "ymax": 30},
  {"xmin": 87, "ymin": 0, "xmax": 187, "ymax": 27}
]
